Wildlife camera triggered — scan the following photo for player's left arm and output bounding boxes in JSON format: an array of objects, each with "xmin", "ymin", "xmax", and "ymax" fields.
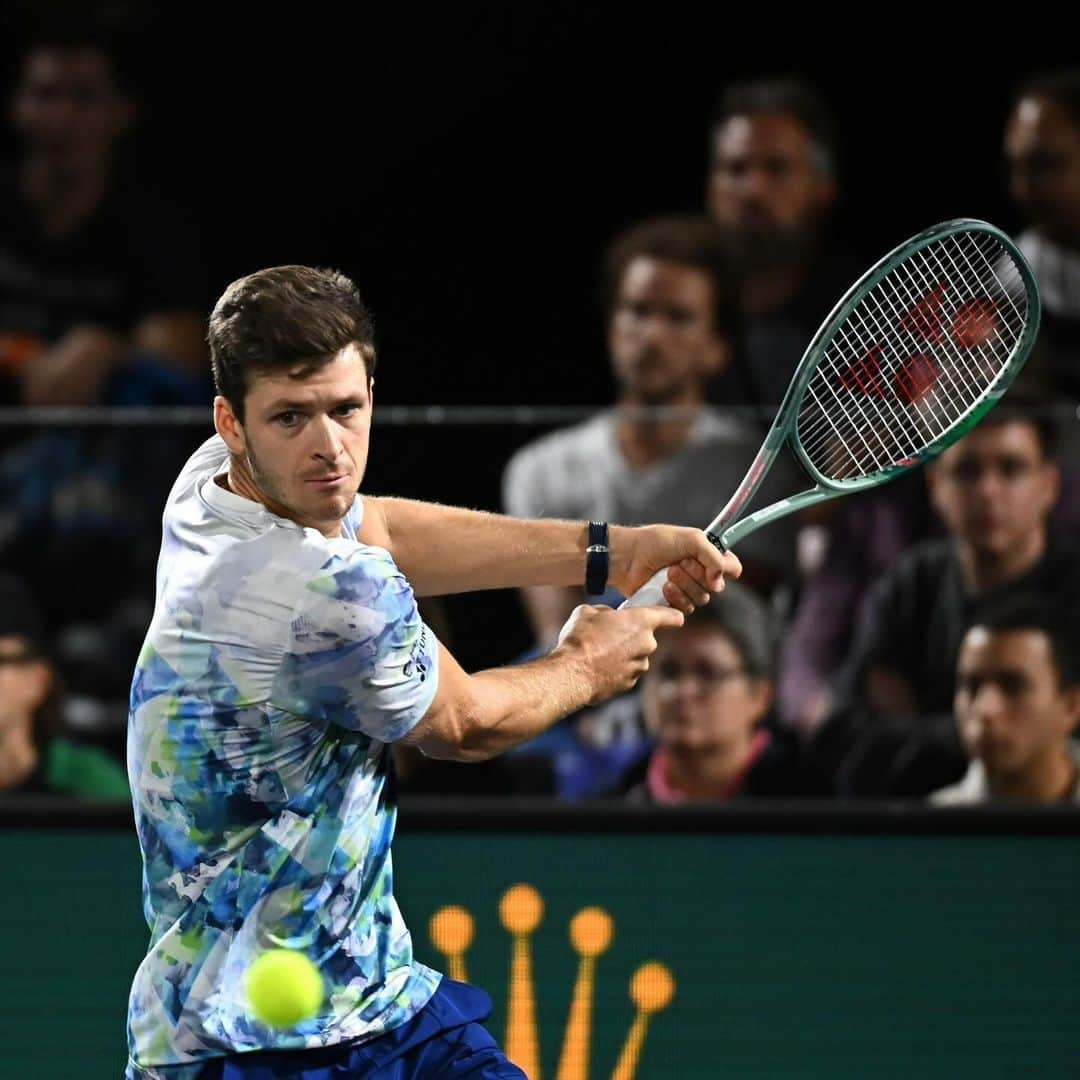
[{"xmin": 358, "ymin": 496, "xmax": 739, "ymax": 604}]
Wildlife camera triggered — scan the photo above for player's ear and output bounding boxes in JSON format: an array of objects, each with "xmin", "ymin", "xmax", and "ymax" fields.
[{"xmin": 214, "ymin": 396, "xmax": 246, "ymax": 455}]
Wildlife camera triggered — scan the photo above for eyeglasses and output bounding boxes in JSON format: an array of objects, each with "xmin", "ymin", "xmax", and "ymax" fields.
[
  {"xmin": 654, "ymin": 661, "xmax": 748, "ymax": 688},
  {"xmin": 944, "ymin": 457, "xmax": 1038, "ymax": 483}
]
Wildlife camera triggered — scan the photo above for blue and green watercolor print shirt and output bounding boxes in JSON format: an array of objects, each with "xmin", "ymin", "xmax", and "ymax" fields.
[{"xmin": 126, "ymin": 436, "xmax": 442, "ymax": 1078}]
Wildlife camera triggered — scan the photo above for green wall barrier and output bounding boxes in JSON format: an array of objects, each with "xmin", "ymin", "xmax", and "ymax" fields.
[{"xmin": 2, "ymin": 804, "xmax": 1078, "ymax": 1079}]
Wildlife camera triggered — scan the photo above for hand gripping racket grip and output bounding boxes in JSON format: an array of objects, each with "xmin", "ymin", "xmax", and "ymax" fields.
[
  {"xmin": 619, "ymin": 568, "xmax": 669, "ymax": 609},
  {"xmin": 619, "ymin": 532, "xmax": 727, "ymax": 610}
]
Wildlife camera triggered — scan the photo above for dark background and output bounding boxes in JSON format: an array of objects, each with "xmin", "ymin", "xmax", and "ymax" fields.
[
  {"xmin": 1, "ymin": 6, "xmax": 1074, "ymax": 666},
  {"xmin": 2, "ymin": 7, "xmax": 1072, "ymax": 409}
]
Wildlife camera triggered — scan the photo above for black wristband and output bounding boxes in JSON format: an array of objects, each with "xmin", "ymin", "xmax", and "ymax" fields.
[{"xmin": 585, "ymin": 521, "xmax": 610, "ymax": 596}]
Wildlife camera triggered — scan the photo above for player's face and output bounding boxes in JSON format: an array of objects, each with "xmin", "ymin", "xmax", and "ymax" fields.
[
  {"xmin": 955, "ymin": 627, "xmax": 1078, "ymax": 777},
  {"xmin": 708, "ymin": 113, "xmax": 835, "ymax": 244},
  {"xmin": 929, "ymin": 421, "xmax": 1058, "ymax": 557},
  {"xmin": 609, "ymin": 257, "xmax": 726, "ymax": 404},
  {"xmin": 221, "ymin": 344, "xmax": 373, "ymax": 537},
  {"xmin": 1005, "ymin": 96, "xmax": 1080, "ymax": 249},
  {"xmin": 642, "ymin": 625, "xmax": 770, "ymax": 754},
  {"xmin": 11, "ymin": 47, "xmax": 132, "ymax": 170}
]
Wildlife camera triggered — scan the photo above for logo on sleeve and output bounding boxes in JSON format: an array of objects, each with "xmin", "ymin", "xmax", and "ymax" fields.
[{"xmin": 403, "ymin": 624, "xmax": 430, "ymax": 682}]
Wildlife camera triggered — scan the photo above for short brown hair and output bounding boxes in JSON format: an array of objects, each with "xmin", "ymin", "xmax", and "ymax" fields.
[
  {"xmin": 208, "ymin": 265, "xmax": 376, "ymax": 421},
  {"xmin": 602, "ymin": 215, "xmax": 740, "ymax": 339}
]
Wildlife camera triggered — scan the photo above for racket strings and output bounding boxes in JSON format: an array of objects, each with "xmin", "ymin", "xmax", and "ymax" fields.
[
  {"xmin": 796, "ymin": 230, "xmax": 1029, "ymax": 481},
  {"xmin": 802, "ymin": 235, "xmax": 1015, "ymax": 463}
]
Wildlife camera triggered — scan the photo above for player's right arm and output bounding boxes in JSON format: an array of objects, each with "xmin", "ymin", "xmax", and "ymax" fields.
[{"xmin": 399, "ymin": 603, "xmax": 684, "ymax": 762}]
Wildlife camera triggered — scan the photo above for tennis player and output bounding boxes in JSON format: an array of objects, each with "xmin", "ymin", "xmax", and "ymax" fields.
[{"xmin": 125, "ymin": 265, "xmax": 739, "ymax": 1079}]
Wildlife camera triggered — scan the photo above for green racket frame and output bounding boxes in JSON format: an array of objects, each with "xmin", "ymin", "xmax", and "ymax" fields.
[{"xmin": 712, "ymin": 217, "xmax": 1041, "ymax": 551}]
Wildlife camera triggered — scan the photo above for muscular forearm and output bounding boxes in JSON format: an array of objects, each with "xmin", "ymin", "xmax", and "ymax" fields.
[
  {"xmin": 375, "ymin": 498, "xmax": 621, "ymax": 597},
  {"xmin": 410, "ymin": 650, "xmax": 596, "ymax": 762},
  {"xmin": 404, "ymin": 605, "xmax": 680, "ymax": 762}
]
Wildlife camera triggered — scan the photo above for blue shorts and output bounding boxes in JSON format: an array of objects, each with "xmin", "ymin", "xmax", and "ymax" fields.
[{"xmin": 193, "ymin": 979, "xmax": 526, "ymax": 1079}]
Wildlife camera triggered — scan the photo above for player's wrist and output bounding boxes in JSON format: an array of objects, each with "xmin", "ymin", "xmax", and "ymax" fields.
[
  {"xmin": 584, "ymin": 520, "xmax": 610, "ymax": 595},
  {"xmin": 603, "ymin": 524, "xmax": 632, "ymax": 594}
]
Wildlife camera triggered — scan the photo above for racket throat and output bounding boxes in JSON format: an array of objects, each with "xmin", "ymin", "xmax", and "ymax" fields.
[{"xmin": 705, "ymin": 530, "xmax": 728, "ymax": 554}]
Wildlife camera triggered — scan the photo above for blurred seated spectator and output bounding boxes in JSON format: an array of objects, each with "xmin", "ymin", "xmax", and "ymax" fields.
[
  {"xmin": 810, "ymin": 406, "xmax": 1080, "ymax": 798},
  {"xmin": 776, "ymin": 471, "xmax": 935, "ymax": 737},
  {"xmin": 602, "ymin": 581, "xmax": 805, "ymax": 803},
  {"xmin": 0, "ymin": 26, "xmax": 209, "ymax": 701},
  {"xmin": 931, "ymin": 596, "xmax": 1080, "ymax": 805},
  {"xmin": 0, "ymin": 25, "xmax": 208, "ymax": 406},
  {"xmin": 502, "ymin": 215, "xmax": 797, "ymax": 648},
  {"xmin": 0, "ymin": 573, "xmax": 128, "ymax": 799},
  {"xmin": 706, "ymin": 76, "xmax": 860, "ymax": 410},
  {"xmin": 779, "ymin": 392, "xmax": 1080, "ymax": 739},
  {"xmin": 1004, "ymin": 68, "xmax": 1080, "ymax": 401}
]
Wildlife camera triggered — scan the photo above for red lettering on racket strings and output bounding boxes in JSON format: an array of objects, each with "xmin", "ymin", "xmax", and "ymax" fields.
[
  {"xmin": 837, "ymin": 345, "xmax": 888, "ymax": 397},
  {"xmin": 951, "ymin": 297, "xmax": 999, "ymax": 349},
  {"xmin": 898, "ymin": 283, "xmax": 949, "ymax": 343},
  {"xmin": 894, "ymin": 353, "xmax": 941, "ymax": 404}
]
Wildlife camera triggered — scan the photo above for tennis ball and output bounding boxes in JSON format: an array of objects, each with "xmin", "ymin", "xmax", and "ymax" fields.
[{"xmin": 245, "ymin": 949, "xmax": 323, "ymax": 1028}]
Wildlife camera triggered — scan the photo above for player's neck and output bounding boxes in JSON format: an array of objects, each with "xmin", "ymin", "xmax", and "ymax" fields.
[
  {"xmin": 224, "ymin": 456, "xmax": 344, "ymax": 538},
  {"xmin": 615, "ymin": 390, "xmax": 703, "ymax": 468},
  {"xmin": 960, "ymin": 528, "xmax": 1047, "ymax": 594},
  {"xmin": 663, "ymin": 734, "xmax": 756, "ymax": 800},
  {"xmin": 987, "ymin": 744, "xmax": 1077, "ymax": 803}
]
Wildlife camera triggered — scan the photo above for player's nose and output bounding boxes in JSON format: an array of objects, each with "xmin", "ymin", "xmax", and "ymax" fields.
[{"xmin": 309, "ymin": 415, "xmax": 345, "ymax": 460}]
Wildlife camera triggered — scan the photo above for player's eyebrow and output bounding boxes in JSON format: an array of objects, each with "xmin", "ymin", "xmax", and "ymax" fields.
[
  {"xmin": 263, "ymin": 398, "xmax": 313, "ymax": 413},
  {"xmin": 263, "ymin": 394, "xmax": 365, "ymax": 414}
]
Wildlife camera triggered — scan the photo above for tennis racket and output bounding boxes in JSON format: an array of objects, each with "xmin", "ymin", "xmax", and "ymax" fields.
[{"xmin": 623, "ymin": 217, "xmax": 1041, "ymax": 608}]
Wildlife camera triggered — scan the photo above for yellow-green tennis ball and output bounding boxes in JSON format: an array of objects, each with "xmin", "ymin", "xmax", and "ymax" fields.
[{"xmin": 245, "ymin": 949, "xmax": 323, "ymax": 1028}]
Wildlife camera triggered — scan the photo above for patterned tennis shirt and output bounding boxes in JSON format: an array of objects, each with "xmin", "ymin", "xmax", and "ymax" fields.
[{"xmin": 126, "ymin": 436, "xmax": 441, "ymax": 1078}]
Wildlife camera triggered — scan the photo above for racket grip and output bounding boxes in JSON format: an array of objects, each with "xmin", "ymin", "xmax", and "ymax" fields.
[{"xmin": 618, "ymin": 569, "xmax": 670, "ymax": 610}]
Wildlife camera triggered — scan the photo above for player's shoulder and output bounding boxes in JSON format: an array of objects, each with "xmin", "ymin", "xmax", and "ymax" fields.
[
  {"xmin": 690, "ymin": 405, "xmax": 760, "ymax": 448},
  {"xmin": 505, "ymin": 410, "xmax": 614, "ymax": 475},
  {"xmin": 165, "ymin": 434, "xmax": 230, "ymax": 508}
]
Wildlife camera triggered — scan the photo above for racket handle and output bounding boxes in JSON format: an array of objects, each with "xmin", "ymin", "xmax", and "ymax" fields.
[{"xmin": 618, "ymin": 569, "xmax": 670, "ymax": 610}]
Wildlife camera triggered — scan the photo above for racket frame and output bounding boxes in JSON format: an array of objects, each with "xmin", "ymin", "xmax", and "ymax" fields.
[{"xmin": 709, "ymin": 217, "xmax": 1042, "ymax": 551}]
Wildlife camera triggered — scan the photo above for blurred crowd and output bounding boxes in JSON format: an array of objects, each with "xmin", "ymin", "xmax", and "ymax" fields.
[{"xmin": 2, "ymin": 24, "xmax": 1080, "ymax": 808}]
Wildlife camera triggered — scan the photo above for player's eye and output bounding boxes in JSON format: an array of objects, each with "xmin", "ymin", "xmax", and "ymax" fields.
[{"xmin": 274, "ymin": 411, "xmax": 302, "ymax": 427}]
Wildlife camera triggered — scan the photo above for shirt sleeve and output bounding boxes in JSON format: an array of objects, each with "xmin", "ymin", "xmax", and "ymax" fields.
[{"xmin": 269, "ymin": 545, "xmax": 439, "ymax": 741}]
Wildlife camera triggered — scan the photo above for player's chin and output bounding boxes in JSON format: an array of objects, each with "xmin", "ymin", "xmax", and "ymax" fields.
[{"xmin": 308, "ymin": 492, "xmax": 353, "ymax": 519}]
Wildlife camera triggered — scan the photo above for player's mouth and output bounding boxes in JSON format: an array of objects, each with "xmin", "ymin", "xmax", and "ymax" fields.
[{"xmin": 306, "ymin": 474, "xmax": 348, "ymax": 486}]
